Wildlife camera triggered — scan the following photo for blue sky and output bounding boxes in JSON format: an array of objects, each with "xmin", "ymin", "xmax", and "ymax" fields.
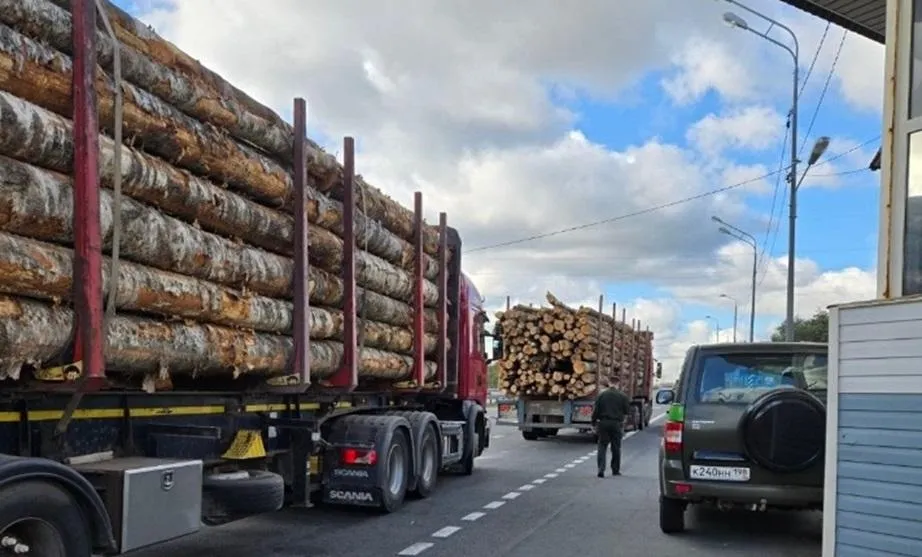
[{"xmin": 563, "ymin": 40, "xmax": 882, "ymax": 339}]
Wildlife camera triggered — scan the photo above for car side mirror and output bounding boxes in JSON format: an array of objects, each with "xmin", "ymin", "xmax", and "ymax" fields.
[{"xmin": 655, "ymin": 389, "xmax": 675, "ymax": 405}]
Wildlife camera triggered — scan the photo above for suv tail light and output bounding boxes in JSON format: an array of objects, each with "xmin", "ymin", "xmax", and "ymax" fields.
[
  {"xmin": 664, "ymin": 420, "xmax": 683, "ymax": 454},
  {"xmin": 341, "ymin": 448, "xmax": 377, "ymax": 466}
]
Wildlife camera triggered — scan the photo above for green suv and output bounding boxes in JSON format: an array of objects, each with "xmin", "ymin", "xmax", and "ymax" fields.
[{"xmin": 655, "ymin": 342, "xmax": 827, "ymax": 534}]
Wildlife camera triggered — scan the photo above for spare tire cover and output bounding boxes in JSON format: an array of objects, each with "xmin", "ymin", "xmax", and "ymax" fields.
[{"xmin": 739, "ymin": 387, "xmax": 826, "ymax": 473}]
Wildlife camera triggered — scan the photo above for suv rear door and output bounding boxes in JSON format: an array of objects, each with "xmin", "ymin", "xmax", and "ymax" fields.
[{"xmin": 680, "ymin": 344, "xmax": 828, "ymax": 487}]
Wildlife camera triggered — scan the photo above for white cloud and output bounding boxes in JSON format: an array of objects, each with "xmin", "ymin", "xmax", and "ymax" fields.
[
  {"xmin": 687, "ymin": 106, "xmax": 786, "ymax": 156},
  {"xmin": 135, "ymin": 0, "xmax": 881, "ymax": 383}
]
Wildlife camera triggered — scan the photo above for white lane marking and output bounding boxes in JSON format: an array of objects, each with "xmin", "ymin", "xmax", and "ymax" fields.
[
  {"xmin": 494, "ymin": 434, "xmax": 506, "ymax": 439},
  {"xmin": 519, "ymin": 484, "xmax": 536, "ymax": 491},
  {"xmin": 462, "ymin": 512, "xmax": 486, "ymax": 521},
  {"xmin": 555, "ymin": 467, "xmax": 567, "ymax": 473},
  {"xmin": 651, "ymin": 412, "xmax": 667, "ymax": 423},
  {"xmin": 432, "ymin": 526, "xmax": 461, "ymax": 538},
  {"xmin": 398, "ymin": 542, "xmax": 434, "ymax": 555},
  {"xmin": 624, "ymin": 431, "xmax": 637, "ymax": 440},
  {"xmin": 546, "ymin": 472, "xmax": 559, "ymax": 478},
  {"xmin": 533, "ymin": 478, "xmax": 547, "ymax": 484},
  {"xmin": 564, "ymin": 463, "xmax": 576, "ymax": 468},
  {"xmin": 484, "ymin": 501, "xmax": 506, "ymax": 509},
  {"xmin": 503, "ymin": 491, "xmax": 521, "ymax": 500}
]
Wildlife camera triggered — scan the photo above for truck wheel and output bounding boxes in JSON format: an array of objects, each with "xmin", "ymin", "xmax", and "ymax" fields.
[
  {"xmin": 522, "ymin": 430, "xmax": 539, "ymax": 441},
  {"xmin": 412, "ymin": 424, "xmax": 439, "ymax": 498},
  {"xmin": 659, "ymin": 496, "xmax": 686, "ymax": 534},
  {"xmin": 381, "ymin": 429, "xmax": 411, "ymax": 513},
  {"xmin": 0, "ymin": 481, "xmax": 92, "ymax": 557},
  {"xmin": 202, "ymin": 470, "xmax": 285, "ymax": 525},
  {"xmin": 544, "ymin": 429, "xmax": 558, "ymax": 437}
]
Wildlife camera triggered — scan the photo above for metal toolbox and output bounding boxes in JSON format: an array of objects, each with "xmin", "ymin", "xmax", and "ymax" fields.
[{"xmin": 74, "ymin": 457, "xmax": 203, "ymax": 553}]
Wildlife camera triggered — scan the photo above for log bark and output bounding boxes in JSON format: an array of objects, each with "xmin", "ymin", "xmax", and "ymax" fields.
[
  {"xmin": 0, "ymin": 155, "xmax": 438, "ymax": 305},
  {"xmin": 0, "ymin": 16, "xmax": 440, "ymax": 254},
  {"xmin": 0, "ymin": 295, "xmax": 436, "ymax": 382},
  {"xmin": 0, "ymin": 90, "xmax": 440, "ymax": 278},
  {"xmin": 0, "ymin": 231, "xmax": 439, "ymax": 355}
]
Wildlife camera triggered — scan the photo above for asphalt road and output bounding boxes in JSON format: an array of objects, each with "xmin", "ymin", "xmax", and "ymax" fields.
[{"xmin": 130, "ymin": 407, "xmax": 822, "ymax": 556}]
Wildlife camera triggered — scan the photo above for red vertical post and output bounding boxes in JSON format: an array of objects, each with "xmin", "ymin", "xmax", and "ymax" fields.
[
  {"xmin": 329, "ymin": 137, "xmax": 358, "ymax": 390},
  {"xmin": 291, "ymin": 98, "xmax": 310, "ymax": 389},
  {"xmin": 72, "ymin": 0, "xmax": 105, "ymax": 387},
  {"xmin": 436, "ymin": 213, "xmax": 448, "ymax": 391},
  {"xmin": 611, "ymin": 303, "xmax": 617, "ymax": 379},
  {"xmin": 411, "ymin": 192, "xmax": 425, "ymax": 388},
  {"xmin": 630, "ymin": 319, "xmax": 640, "ymax": 396}
]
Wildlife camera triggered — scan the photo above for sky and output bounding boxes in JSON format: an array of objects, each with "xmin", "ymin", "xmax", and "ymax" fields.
[{"xmin": 115, "ymin": 0, "xmax": 886, "ymax": 381}]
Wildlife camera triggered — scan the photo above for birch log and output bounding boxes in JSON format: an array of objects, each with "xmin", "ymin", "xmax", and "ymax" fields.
[
  {"xmin": 0, "ymin": 91, "xmax": 440, "ymax": 278},
  {"xmin": 0, "ymin": 19, "xmax": 440, "ymax": 255},
  {"xmin": 0, "ymin": 156, "xmax": 439, "ymax": 305},
  {"xmin": 0, "ymin": 295, "xmax": 436, "ymax": 382},
  {"xmin": 22, "ymin": 0, "xmax": 440, "ymax": 255},
  {"xmin": 0, "ymin": 232, "xmax": 439, "ymax": 355}
]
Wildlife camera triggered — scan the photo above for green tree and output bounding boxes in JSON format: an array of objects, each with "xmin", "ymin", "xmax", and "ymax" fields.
[{"xmin": 771, "ymin": 309, "xmax": 829, "ymax": 342}]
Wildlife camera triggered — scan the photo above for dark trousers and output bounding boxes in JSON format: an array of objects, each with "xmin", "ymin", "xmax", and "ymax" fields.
[{"xmin": 596, "ymin": 420, "xmax": 623, "ymax": 474}]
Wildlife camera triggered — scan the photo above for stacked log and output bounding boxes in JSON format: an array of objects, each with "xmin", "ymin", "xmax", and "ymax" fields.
[
  {"xmin": 494, "ymin": 293, "xmax": 652, "ymax": 400},
  {"xmin": 0, "ymin": 1, "xmax": 444, "ymax": 389}
]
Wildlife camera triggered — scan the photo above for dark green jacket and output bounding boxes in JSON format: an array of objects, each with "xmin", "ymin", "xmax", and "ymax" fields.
[{"xmin": 592, "ymin": 387, "xmax": 631, "ymax": 425}]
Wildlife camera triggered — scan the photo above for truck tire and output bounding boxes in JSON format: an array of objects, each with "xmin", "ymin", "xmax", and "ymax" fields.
[
  {"xmin": 380, "ymin": 428, "xmax": 411, "ymax": 513},
  {"xmin": 659, "ymin": 496, "xmax": 686, "ymax": 534},
  {"xmin": 458, "ymin": 429, "xmax": 477, "ymax": 476},
  {"xmin": 0, "ymin": 480, "xmax": 92, "ymax": 557},
  {"xmin": 385, "ymin": 410, "xmax": 440, "ymax": 498},
  {"xmin": 413, "ymin": 424, "xmax": 439, "ymax": 498},
  {"xmin": 522, "ymin": 430, "xmax": 539, "ymax": 441},
  {"xmin": 202, "ymin": 470, "xmax": 285, "ymax": 525}
]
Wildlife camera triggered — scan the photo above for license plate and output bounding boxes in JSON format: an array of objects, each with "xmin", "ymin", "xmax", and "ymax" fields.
[{"xmin": 689, "ymin": 465, "xmax": 750, "ymax": 482}]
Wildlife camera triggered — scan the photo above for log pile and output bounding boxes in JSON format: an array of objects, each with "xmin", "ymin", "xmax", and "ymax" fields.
[
  {"xmin": 0, "ymin": 0, "xmax": 444, "ymax": 389},
  {"xmin": 494, "ymin": 293, "xmax": 652, "ymax": 400}
]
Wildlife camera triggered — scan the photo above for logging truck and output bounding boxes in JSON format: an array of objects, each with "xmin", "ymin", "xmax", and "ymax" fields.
[
  {"xmin": 493, "ymin": 295, "xmax": 662, "ymax": 439},
  {"xmin": 0, "ymin": 1, "xmax": 492, "ymax": 556}
]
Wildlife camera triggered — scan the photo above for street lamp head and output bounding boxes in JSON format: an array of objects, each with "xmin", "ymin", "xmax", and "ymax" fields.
[
  {"xmin": 808, "ymin": 136, "xmax": 831, "ymax": 165},
  {"xmin": 723, "ymin": 11, "xmax": 749, "ymax": 30},
  {"xmin": 720, "ymin": 293, "xmax": 729, "ymax": 299},
  {"xmin": 710, "ymin": 215, "xmax": 723, "ymax": 224},
  {"xmin": 718, "ymin": 226, "xmax": 732, "ymax": 236}
]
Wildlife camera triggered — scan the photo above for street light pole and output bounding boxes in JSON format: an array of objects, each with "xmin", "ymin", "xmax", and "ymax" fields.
[
  {"xmin": 705, "ymin": 315, "xmax": 720, "ymax": 343},
  {"xmin": 712, "ymin": 216, "xmax": 758, "ymax": 342},
  {"xmin": 720, "ymin": 294, "xmax": 738, "ymax": 342},
  {"xmin": 720, "ymin": 4, "xmax": 798, "ymax": 341}
]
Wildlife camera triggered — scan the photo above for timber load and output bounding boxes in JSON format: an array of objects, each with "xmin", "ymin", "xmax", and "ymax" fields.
[
  {"xmin": 0, "ymin": 0, "xmax": 446, "ymax": 390},
  {"xmin": 494, "ymin": 293, "xmax": 652, "ymax": 400}
]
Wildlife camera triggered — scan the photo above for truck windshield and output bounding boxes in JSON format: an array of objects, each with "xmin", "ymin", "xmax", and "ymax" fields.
[{"xmin": 693, "ymin": 351, "xmax": 828, "ymax": 405}]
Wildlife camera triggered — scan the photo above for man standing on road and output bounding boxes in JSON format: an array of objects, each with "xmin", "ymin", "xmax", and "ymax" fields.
[{"xmin": 591, "ymin": 376, "xmax": 631, "ymax": 478}]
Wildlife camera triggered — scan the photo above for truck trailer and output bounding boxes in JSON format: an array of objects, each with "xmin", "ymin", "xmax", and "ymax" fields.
[
  {"xmin": 0, "ymin": 1, "xmax": 491, "ymax": 555},
  {"xmin": 493, "ymin": 295, "xmax": 661, "ymax": 438}
]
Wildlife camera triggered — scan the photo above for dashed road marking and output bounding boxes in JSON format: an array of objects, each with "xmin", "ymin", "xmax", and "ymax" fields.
[
  {"xmin": 432, "ymin": 526, "xmax": 461, "ymax": 538},
  {"xmin": 399, "ymin": 421, "xmax": 660, "ymax": 555},
  {"xmin": 398, "ymin": 542, "xmax": 434, "ymax": 555}
]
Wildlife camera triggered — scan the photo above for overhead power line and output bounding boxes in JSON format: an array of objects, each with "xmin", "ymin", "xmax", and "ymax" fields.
[{"xmin": 465, "ymin": 136, "xmax": 880, "ymax": 254}]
